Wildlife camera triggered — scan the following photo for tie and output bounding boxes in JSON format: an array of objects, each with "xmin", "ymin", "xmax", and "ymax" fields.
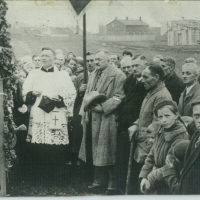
[
  {"xmin": 94, "ymin": 70, "xmax": 103, "ymax": 90},
  {"xmin": 195, "ymin": 135, "xmax": 200, "ymax": 148}
]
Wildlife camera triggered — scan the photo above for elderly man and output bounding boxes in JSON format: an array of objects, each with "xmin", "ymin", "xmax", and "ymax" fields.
[
  {"xmin": 120, "ymin": 57, "xmax": 133, "ymax": 77},
  {"xmin": 71, "ymin": 52, "xmax": 96, "ymax": 165},
  {"xmin": 160, "ymin": 56, "xmax": 184, "ymax": 104},
  {"xmin": 178, "ymin": 63, "xmax": 200, "ymax": 117},
  {"xmin": 79, "ymin": 50, "xmax": 126, "ymax": 194},
  {"xmin": 128, "ymin": 62, "xmax": 172, "ymax": 194},
  {"xmin": 116, "ymin": 55, "xmax": 147, "ymax": 194}
]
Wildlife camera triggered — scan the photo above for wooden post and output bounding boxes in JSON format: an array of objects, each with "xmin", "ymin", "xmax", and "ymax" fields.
[
  {"xmin": 0, "ymin": 79, "xmax": 6, "ymax": 196},
  {"xmin": 83, "ymin": 13, "xmax": 87, "ymax": 84}
]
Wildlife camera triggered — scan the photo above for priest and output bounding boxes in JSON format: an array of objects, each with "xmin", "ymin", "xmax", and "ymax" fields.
[{"xmin": 23, "ymin": 47, "xmax": 76, "ymax": 183}]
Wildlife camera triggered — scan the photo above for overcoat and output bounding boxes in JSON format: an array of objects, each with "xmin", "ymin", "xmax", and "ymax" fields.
[
  {"xmin": 178, "ymin": 83, "xmax": 200, "ymax": 117},
  {"xmin": 134, "ymin": 83, "xmax": 172, "ymax": 163},
  {"xmin": 79, "ymin": 65, "xmax": 126, "ymax": 166}
]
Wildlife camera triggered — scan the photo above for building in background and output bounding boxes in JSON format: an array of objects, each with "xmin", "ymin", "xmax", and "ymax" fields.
[
  {"xmin": 106, "ymin": 17, "xmax": 149, "ymax": 35},
  {"xmin": 168, "ymin": 18, "xmax": 200, "ymax": 46}
]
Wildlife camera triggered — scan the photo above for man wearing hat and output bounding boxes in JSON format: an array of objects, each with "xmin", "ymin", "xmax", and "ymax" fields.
[
  {"xmin": 79, "ymin": 50, "xmax": 126, "ymax": 193},
  {"xmin": 178, "ymin": 63, "xmax": 200, "ymax": 117}
]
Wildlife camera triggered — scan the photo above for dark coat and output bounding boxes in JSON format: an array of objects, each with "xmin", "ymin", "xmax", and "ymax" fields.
[
  {"xmin": 71, "ymin": 73, "xmax": 88, "ymax": 153},
  {"xmin": 118, "ymin": 74, "xmax": 147, "ymax": 128},
  {"xmin": 179, "ymin": 131, "xmax": 200, "ymax": 194},
  {"xmin": 139, "ymin": 120, "xmax": 188, "ymax": 194},
  {"xmin": 178, "ymin": 83, "xmax": 200, "ymax": 117},
  {"xmin": 163, "ymin": 130, "xmax": 200, "ymax": 194},
  {"xmin": 164, "ymin": 72, "xmax": 185, "ymax": 105},
  {"xmin": 79, "ymin": 65, "xmax": 126, "ymax": 166}
]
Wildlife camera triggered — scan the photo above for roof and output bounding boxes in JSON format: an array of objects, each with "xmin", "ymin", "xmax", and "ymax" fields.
[{"xmin": 107, "ymin": 19, "xmax": 149, "ymax": 26}]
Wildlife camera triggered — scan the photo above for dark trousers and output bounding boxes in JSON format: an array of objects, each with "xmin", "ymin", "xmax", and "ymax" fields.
[{"xmin": 94, "ymin": 166, "xmax": 115, "ymax": 189}]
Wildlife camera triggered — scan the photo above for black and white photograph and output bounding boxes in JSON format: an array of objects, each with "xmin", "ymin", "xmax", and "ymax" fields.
[{"xmin": 0, "ymin": 0, "xmax": 200, "ymax": 196}]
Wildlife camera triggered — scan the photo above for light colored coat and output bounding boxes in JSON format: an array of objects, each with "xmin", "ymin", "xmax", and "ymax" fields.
[
  {"xmin": 79, "ymin": 65, "xmax": 126, "ymax": 166},
  {"xmin": 134, "ymin": 82, "xmax": 172, "ymax": 163}
]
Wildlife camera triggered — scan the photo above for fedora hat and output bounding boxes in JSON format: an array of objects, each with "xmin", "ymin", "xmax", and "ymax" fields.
[{"xmin": 84, "ymin": 91, "xmax": 107, "ymax": 112}]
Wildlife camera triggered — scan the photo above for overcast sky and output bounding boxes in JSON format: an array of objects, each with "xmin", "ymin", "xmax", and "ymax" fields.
[{"xmin": 6, "ymin": 1, "xmax": 200, "ymax": 33}]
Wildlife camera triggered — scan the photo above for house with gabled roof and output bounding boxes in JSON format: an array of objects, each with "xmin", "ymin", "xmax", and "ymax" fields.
[{"xmin": 106, "ymin": 17, "xmax": 149, "ymax": 35}]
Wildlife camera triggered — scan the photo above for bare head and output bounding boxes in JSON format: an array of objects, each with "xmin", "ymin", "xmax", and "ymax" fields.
[
  {"xmin": 121, "ymin": 56, "xmax": 132, "ymax": 77},
  {"xmin": 95, "ymin": 50, "xmax": 110, "ymax": 70}
]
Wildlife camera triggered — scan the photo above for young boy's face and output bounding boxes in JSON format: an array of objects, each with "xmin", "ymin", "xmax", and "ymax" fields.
[{"xmin": 146, "ymin": 124, "xmax": 156, "ymax": 144}]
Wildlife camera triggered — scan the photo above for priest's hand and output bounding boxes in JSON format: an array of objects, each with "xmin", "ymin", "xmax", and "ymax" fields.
[
  {"xmin": 79, "ymin": 84, "xmax": 87, "ymax": 92},
  {"xmin": 128, "ymin": 124, "xmax": 138, "ymax": 141},
  {"xmin": 93, "ymin": 104, "xmax": 103, "ymax": 113},
  {"xmin": 32, "ymin": 91, "xmax": 41, "ymax": 96}
]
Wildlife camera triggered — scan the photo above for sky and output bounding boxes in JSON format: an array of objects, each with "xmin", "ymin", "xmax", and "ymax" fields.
[{"xmin": 5, "ymin": 1, "xmax": 200, "ymax": 34}]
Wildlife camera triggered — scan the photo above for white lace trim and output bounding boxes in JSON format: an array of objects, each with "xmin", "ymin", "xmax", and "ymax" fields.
[
  {"xmin": 26, "ymin": 122, "xmax": 69, "ymax": 145},
  {"xmin": 61, "ymin": 90, "xmax": 76, "ymax": 117}
]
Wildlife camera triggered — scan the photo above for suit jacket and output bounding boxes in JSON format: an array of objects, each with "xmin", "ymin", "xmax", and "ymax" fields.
[
  {"xmin": 118, "ymin": 74, "xmax": 147, "ymax": 129},
  {"xmin": 178, "ymin": 83, "xmax": 200, "ymax": 117},
  {"xmin": 164, "ymin": 72, "xmax": 185, "ymax": 105},
  {"xmin": 179, "ymin": 131, "xmax": 200, "ymax": 194},
  {"xmin": 79, "ymin": 65, "xmax": 126, "ymax": 166}
]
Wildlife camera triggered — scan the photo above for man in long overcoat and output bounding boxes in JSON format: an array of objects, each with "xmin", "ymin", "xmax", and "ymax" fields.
[{"xmin": 79, "ymin": 50, "xmax": 126, "ymax": 193}]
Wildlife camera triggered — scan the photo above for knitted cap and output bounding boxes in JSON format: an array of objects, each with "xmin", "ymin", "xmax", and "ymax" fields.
[
  {"xmin": 173, "ymin": 140, "xmax": 190, "ymax": 163},
  {"xmin": 154, "ymin": 100, "xmax": 178, "ymax": 117}
]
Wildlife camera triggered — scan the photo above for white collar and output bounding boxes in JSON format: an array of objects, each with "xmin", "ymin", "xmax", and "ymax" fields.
[
  {"xmin": 137, "ymin": 77, "xmax": 142, "ymax": 82},
  {"xmin": 186, "ymin": 82, "xmax": 197, "ymax": 95}
]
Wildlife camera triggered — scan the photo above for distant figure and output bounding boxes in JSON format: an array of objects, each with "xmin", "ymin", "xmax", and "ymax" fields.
[
  {"xmin": 21, "ymin": 55, "xmax": 32, "ymax": 67},
  {"xmin": 120, "ymin": 56, "xmax": 133, "ymax": 77},
  {"xmin": 32, "ymin": 55, "xmax": 42, "ymax": 69},
  {"xmin": 24, "ymin": 62, "xmax": 35, "ymax": 74},
  {"xmin": 55, "ymin": 49, "xmax": 63, "ymax": 55},
  {"xmin": 54, "ymin": 59, "xmax": 62, "ymax": 71},
  {"xmin": 161, "ymin": 56, "xmax": 185, "ymax": 104},
  {"xmin": 122, "ymin": 50, "xmax": 132, "ymax": 58},
  {"xmin": 153, "ymin": 55, "xmax": 163, "ymax": 62},
  {"xmin": 56, "ymin": 53, "xmax": 65, "ymax": 70},
  {"xmin": 184, "ymin": 57, "xmax": 197, "ymax": 64},
  {"xmin": 68, "ymin": 57, "xmax": 77, "ymax": 75},
  {"xmin": 67, "ymin": 52, "xmax": 76, "ymax": 60}
]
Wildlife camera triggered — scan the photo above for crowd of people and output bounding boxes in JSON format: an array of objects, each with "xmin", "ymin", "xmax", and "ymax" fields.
[{"xmin": 12, "ymin": 47, "xmax": 200, "ymax": 195}]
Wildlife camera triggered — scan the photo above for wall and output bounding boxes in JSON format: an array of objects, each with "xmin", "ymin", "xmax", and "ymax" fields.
[
  {"xmin": 106, "ymin": 20, "xmax": 126, "ymax": 35},
  {"xmin": 88, "ymin": 34, "xmax": 155, "ymax": 41},
  {"xmin": 125, "ymin": 25, "xmax": 149, "ymax": 35}
]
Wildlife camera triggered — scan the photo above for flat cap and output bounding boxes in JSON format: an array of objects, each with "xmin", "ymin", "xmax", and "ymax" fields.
[{"xmin": 154, "ymin": 100, "xmax": 178, "ymax": 117}]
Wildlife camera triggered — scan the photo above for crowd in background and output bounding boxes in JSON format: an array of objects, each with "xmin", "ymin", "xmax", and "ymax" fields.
[{"xmin": 11, "ymin": 47, "xmax": 200, "ymax": 195}]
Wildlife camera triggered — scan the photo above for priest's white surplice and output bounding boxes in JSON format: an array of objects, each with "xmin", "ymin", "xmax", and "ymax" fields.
[{"xmin": 23, "ymin": 68, "xmax": 76, "ymax": 145}]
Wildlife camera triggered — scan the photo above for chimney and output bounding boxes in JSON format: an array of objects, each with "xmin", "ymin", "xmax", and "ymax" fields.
[
  {"xmin": 115, "ymin": 17, "xmax": 117, "ymax": 20},
  {"xmin": 126, "ymin": 17, "xmax": 128, "ymax": 20},
  {"xmin": 139, "ymin": 17, "xmax": 141, "ymax": 21}
]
